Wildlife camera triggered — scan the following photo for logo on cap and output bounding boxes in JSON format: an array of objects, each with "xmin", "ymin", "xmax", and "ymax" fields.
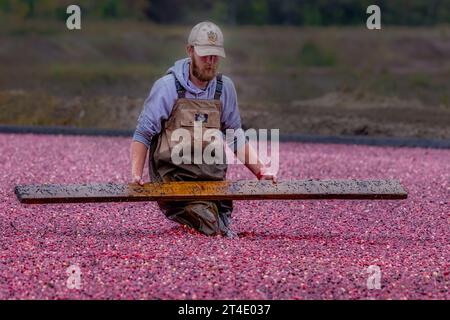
[{"xmin": 207, "ymin": 31, "xmax": 218, "ymax": 44}]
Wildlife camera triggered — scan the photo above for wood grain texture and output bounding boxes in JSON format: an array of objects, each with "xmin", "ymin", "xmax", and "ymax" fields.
[{"xmin": 14, "ymin": 180, "xmax": 408, "ymax": 204}]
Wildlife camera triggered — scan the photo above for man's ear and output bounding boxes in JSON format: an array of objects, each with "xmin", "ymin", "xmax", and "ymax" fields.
[{"xmin": 186, "ymin": 45, "xmax": 194, "ymax": 57}]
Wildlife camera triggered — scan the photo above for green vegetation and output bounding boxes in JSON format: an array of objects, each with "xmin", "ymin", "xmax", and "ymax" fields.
[
  {"xmin": 0, "ymin": 0, "xmax": 449, "ymax": 25},
  {"xmin": 409, "ymin": 73, "xmax": 432, "ymax": 88},
  {"xmin": 298, "ymin": 41, "xmax": 337, "ymax": 67},
  {"xmin": 1, "ymin": 20, "xmax": 449, "ymax": 104},
  {"xmin": 49, "ymin": 63, "xmax": 164, "ymax": 84},
  {"xmin": 0, "ymin": 19, "xmax": 449, "ymax": 138}
]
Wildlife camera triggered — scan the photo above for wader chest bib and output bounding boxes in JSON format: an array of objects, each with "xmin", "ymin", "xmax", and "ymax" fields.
[{"xmin": 149, "ymin": 73, "xmax": 233, "ymax": 236}]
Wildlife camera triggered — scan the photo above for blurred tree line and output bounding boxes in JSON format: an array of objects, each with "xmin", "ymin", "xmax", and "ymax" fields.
[{"xmin": 0, "ymin": 0, "xmax": 449, "ymax": 25}]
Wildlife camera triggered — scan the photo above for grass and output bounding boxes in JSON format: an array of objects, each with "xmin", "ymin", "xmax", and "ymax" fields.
[
  {"xmin": 298, "ymin": 41, "xmax": 337, "ymax": 67},
  {"xmin": 409, "ymin": 73, "xmax": 433, "ymax": 89},
  {"xmin": 49, "ymin": 63, "xmax": 165, "ymax": 84},
  {"xmin": 0, "ymin": 91, "xmax": 62, "ymax": 126},
  {"xmin": 0, "ymin": 19, "xmax": 449, "ymax": 137}
]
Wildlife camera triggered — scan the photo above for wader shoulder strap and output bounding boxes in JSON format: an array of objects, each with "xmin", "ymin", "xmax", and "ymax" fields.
[
  {"xmin": 214, "ymin": 74, "xmax": 223, "ymax": 100},
  {"xmin": 172, "ymin": 73, "xmax": 186, "ymax": 98},
  {"xmin": 172, "ymin": 72, "xmax": 222, "ymax": 100}
]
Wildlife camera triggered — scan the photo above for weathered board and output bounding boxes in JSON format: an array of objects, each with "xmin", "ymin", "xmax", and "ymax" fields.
[{"xmin": 14, "ymin": 180, "xmax": 408, "ymax": 204}]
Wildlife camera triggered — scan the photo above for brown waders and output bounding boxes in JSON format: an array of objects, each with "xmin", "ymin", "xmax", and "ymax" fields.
[{"xmin": 149, "ymin": 73, "xmax": 235, "ymax": 237}]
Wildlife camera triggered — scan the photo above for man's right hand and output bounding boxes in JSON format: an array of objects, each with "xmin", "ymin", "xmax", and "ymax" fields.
[
  {"xmin": 132, "ymin": 175, "xmax": 145, "ymax": 186},
  {"xmin": 130, "ymin": 141, "xmax": 149, "ymax": 186}
]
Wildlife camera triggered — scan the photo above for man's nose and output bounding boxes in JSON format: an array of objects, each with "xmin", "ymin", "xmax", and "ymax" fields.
[{"xmin": 205, "ymin": 55, "xmax": 217, "ymax": 63}]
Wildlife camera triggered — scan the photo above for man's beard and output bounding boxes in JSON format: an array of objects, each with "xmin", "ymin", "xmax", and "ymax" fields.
[{"xmin": 192, "ymin": 58, "xmax": 218, "ymax": 82}]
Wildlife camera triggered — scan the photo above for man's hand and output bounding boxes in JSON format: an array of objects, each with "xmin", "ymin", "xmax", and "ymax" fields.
[
  {"xmin": 235, "ymin": 140, "xmax": 278, "ymax": 183},
  {"xmin": 131, "ymin": 174, "xmax": 145, "ymax": 186},
  {"xmin": 130, "ymin": 141, "xmax": 148, "ymax": 186},
  {"xmin": 256, "ymin": 166, "xmax": 278, "ymax": 183}
]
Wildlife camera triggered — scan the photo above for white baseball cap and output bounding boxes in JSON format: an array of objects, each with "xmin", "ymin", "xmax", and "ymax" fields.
[{"xmin": 188, "ymin": 21, "xmax": 226, "ymax": 58}]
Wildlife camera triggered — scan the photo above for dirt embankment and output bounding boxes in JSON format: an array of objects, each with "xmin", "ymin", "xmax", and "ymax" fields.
[
  {"xmin": 240, "ymin": 92, "xmax": 450, "ymax": 139},
  {"xmin": 0, "ymin": 22, "xmax": 449, "ymax": 139}
]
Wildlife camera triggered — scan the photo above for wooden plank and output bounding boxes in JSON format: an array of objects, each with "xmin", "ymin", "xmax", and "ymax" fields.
[{"xmin": 14, "ymin": 180, "xmax": 408, "ymax": 204}]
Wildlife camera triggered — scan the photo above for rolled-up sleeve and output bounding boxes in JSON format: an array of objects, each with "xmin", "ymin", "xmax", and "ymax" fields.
[{"xmin": 133, "ymin": 77, "xmax": 173, "ymax": 148}]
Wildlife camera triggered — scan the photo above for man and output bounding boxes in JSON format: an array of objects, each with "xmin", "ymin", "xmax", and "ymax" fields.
[{"xmin": 130, "ymin": 21, "xmax": 276, "ymax": 238}]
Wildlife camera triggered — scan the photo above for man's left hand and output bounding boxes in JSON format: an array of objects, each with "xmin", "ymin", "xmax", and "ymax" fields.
[{"xmin": 256, "ymin": 167, "xmax": 277, "ymax": 183}]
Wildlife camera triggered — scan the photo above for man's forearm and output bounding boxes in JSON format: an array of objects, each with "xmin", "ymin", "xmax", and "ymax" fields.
[
  {"xmin": 235, "ymin": 141, "xmax": 264, "ymax": 176},
  {"xmin": 130, "ymin": 140, "xmax": 148, "ymax": 178},
  {"xmin": 233, "ymin": 140, "xmax": 277, "ymax": 182}
]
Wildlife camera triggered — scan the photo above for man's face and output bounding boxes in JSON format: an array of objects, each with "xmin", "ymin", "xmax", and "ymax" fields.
[{"xmin": 188, "ymin": 46, "xmax": 220, "ymax": 82}]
